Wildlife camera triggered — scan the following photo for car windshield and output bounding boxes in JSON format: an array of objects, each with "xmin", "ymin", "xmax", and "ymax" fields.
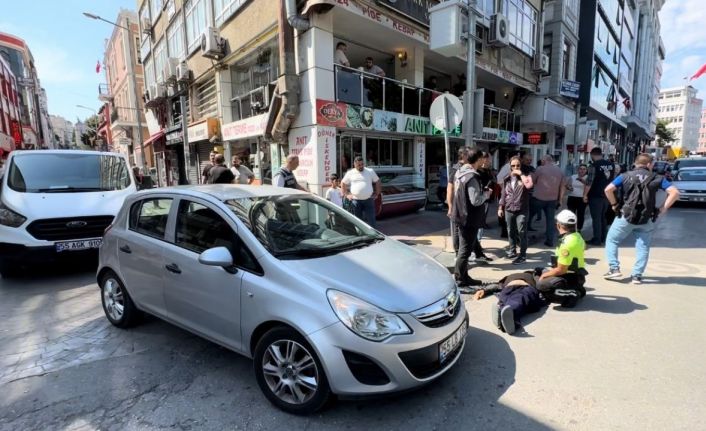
[
  {"xmin": 7, "ymin": 153, "xmax": 131, "ymax": 193},
  {"xmin": 676, "ymin": 170, "xmax": 706, "ymax": 181},
  {"xmin": 674, "ymin": 159, "xmax": 706, "ymax": 171},
  {"xmin": 224, "ymin": 195, "xmax": 383, "ymax": 259}
]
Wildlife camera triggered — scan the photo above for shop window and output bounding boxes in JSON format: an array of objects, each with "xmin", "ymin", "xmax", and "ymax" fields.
[{"xmin": 337, "ymin": 135, "xmax": 362, "ymax": 174}]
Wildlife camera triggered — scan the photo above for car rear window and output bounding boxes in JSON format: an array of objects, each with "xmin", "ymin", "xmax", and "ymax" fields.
[
  {"xmin": 7, "ymin": 153, "xmax": 131, "ymax": 193},
  {"xmin": 674, "ymin": 159, "xmax": 706, "ymax": 171}
]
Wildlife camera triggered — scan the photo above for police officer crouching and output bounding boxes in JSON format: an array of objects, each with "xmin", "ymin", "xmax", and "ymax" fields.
[{"xmin": 536, "ymin": 209, "xmax": 588, "ymax": 307}]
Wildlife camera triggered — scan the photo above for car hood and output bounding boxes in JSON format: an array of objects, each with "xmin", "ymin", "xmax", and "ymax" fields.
[
  {"xmin": 2, "ymin": 189, "xmax": 133, "ymax": 220},
  {"xmin": 673, "ymin": 180, "xmax": 706, "ymax": 190},
  {"xmin": 281, "ymin": 238, "xmax": 456, "ymax": 313}
]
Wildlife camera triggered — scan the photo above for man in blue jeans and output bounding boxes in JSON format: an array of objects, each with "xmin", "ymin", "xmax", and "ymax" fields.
[
  {"xmin": 603, "ymin": 153, "xmax": 680, "ymax": 284},
  {"xmin": 341, "ymin": 156, "xmax": 382, "ymax": 228}
]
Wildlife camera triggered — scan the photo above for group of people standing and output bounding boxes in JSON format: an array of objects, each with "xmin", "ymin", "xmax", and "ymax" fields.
[{"xmin": 201, "ymin": 151, "xmax": 256, "ymax": 185}]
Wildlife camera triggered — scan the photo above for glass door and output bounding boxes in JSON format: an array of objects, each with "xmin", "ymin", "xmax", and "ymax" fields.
[{"xmin": 337, "ymin": 134, "xmax": 363, "ymax": 174}]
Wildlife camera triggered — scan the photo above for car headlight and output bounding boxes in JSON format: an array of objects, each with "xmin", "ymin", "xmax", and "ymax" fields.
[
  {"xmin": 0, "ymin": 201, "xmax": 26, "ymax": 227},
  {"xmin": 327, "ymin": 290, "xmax": 411, "ymax": 342}
]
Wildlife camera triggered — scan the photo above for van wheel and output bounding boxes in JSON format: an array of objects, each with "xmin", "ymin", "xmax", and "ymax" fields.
[
  {"xmin": 253, "ymin": 327, "xmax": 332, "ymax": 414},
  {"xmin": 100, "ymin": 271, "xmax": 140, "ymax": 328}
]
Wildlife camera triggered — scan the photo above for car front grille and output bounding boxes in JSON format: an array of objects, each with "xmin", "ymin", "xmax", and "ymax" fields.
[
  {"xmin": 411, "ymin": 291, "xmax": 462, "ymax": 328},
  {"xmin": 26, "ymin": 216, "xmax": 114, "ymax": 241}
]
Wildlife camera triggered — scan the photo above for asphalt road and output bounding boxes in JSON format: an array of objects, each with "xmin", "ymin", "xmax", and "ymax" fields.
[{"xmin": 1, "ymin": 204, "xmax": 704, "ymax": 430}]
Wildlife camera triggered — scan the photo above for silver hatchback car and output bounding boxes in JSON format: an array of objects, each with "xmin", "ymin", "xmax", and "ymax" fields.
[{"xmin": 98, "ymin": 185, "xmax": 468, "ymax": 414}]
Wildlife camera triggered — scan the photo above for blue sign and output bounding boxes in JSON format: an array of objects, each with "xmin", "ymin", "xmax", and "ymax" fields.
[{"xmin": 560, "ymin": 80, "xmax": 581, "ymax": 99}]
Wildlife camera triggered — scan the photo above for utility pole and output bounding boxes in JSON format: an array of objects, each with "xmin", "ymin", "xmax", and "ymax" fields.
[{"xmin": 464, "ymin": 0, "xmax": 477, "ymax": 148}]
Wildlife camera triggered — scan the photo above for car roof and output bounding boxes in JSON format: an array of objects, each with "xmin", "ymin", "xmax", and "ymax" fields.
[
  {"xmin": 135, "ymin": 184, "xmax": 309, "ymax": 201},
  {"xmin": 675, "ymin": 166, "xmax": 706, "ymax": 171}
]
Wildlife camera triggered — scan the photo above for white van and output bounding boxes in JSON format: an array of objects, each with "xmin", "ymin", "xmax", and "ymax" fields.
[{"xmin": 0, "ymin": 150, "xmax": 137, "ymax": 277}]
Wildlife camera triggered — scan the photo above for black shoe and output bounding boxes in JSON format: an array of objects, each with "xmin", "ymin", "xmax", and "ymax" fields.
[
  {"xmin": 459, "ymin": 286, "xmax": 481, "ymax": 295},
  {"xmin": 512, "ymin": 255, "xmax": 526, "ymax": 265},
  {"xmin": 476, "ymin": 254, "xmax": 494, "ymax": 263},
  {"xmin": 500, "ymin": 306, "xmax": 516, "ymax": 335},
  {"xmin": 506, "ymin": 250, "xmax": 518, "ymax": 259},
  {"xmin": 457, "ymin": 278, "xmax": 484, "ymax": 288}
]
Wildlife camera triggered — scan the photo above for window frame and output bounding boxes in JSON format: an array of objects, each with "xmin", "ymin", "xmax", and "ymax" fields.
[
  {"xmin": 128, "ymin": 197, "xmax": 174, "ymax": 240},
  {"xmin": 166, "ymin": 12, "xmax": 186, "ymax": 60},
  {"xmin": 213, "ymin": 0, "xmax": 247, "ymax": 27},
  {"xmin": 185, "ymin": 0, "xmax": 212, "ymax": 55}
]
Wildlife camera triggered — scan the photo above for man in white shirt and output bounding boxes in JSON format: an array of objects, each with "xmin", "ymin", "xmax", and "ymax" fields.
[
  {"xmin": 230, "ymin": 156, "xmax": 255, "ymax": 185},
  {"xmin": 341, "ymin": 156, "xmax": 382, "ymax": 227},
  {"xmin": 334, "ymin": 42, "xmax": 350, "ymax": 67}
]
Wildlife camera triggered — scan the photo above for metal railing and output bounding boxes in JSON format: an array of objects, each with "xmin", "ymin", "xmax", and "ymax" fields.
[
  {"xmin": 98, "ymin": 83, "xmax": 112, "ymax": 101},
  {"xmin": 334, "ymin": 65, "xmax": 441, "ymax": 117},
  {"xmin": 483, "ymin": 105, "xmax": 520, "ymax": 132}
]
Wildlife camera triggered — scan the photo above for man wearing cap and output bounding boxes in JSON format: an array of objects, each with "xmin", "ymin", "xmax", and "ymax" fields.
[{"xmin": 341, "ymin": 156, "xmax": 381, "ymax": 228}]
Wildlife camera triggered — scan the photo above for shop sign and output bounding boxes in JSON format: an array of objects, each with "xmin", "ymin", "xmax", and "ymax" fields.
[
  {"xmin": 10, "ymin": 120, "xmax": 22, "ymax": 145},
  {"xmin": 480, "ymin": 128, "xmax": 523, "ymax": 145},
  {"xmin": 346, "ymin": 105, "xmax": 374, "ymax": 129},
  {"xmin": 187, "ymin": 118, "xmax": 219, "ymax": 143},
  {"xmin": 375, "ymin": 0, "xmax": 440, "ymax": 27},
  {"xmin": 413, "ymin": 136, "xmax": 425, "ymax": 188},
  {"xmin": 559, "ymin": 80, "xmax": 581, "ymax": 99},
  {"xmin": 373, "ymin": 110, "xmax": 403, "ymax": 132},
  {"xmin": 586, "ymin": 120, "xmax": 598, "ymax": 131},
  {"xmin": 334, "ymin": 0, "xmax": 430, "ymax": 44},
  {"xmin": 525, "ymin": 132, "xmax": 547, "ymax": 145},
  {"xmin": 221, "ymin": 114, "xmax": 268, "ymax": 141},
  {"xmin": 318, "ymin": 127, "xmax": 337, "ymax": 182},
  {"xmin": 316, "ymin": 100, "xmax": 347, "ymax": 127}
]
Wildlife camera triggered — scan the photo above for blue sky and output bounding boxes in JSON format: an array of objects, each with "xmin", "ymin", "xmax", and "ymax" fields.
[
  {"xmin": 1, "ymin": 0, "xmax": 705, "ymax": 123},
  {"xmin": 1, "ymin": 0, "xmax": 136, "ymax": 123}
]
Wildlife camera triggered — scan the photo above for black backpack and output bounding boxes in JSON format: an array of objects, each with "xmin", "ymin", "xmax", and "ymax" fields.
[
  {"xmin": 620, "ymin": 170, "xmax": 659, "ymax": 225},
  {"xmin": 452, "ymin": 170, "xmax": 480, "ymax": 227}
]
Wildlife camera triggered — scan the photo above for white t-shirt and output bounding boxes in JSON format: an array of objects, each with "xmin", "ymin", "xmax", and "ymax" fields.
[
  {"xmin": 325, "ymin": 187, "xmax": 343, "ymax": 207},
  {"xmin": 334, "ymin": 49, "xmax": 350, "ymax": 67},
  {"xmin": 569, "ymin": 174, "xmax": 586, "ymax": 197},
  {"xmin": 230, "ymin": 165, "xmax": 254, "ymax": 184},
  {"xmin": 342, "ymin": 167, "xmax": 379, "ymax": 200}
]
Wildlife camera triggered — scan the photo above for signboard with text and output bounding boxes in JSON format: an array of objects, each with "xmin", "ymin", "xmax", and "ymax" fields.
[
  {"xmin": 559, "ymin": 80, "xmax": 581, "ymax": 99},
  {"xmin": 376, "ymin": 0, "xmax": 441, "ymax": 26}
]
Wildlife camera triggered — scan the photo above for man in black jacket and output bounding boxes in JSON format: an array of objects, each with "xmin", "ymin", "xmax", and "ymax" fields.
[
  {"xmin": 583, "ymin": 147, "xmax": 615, "ymax": 245},
  {"xmin": 207, "ymin": 154, "xmax": 235, "ymax": 184}
]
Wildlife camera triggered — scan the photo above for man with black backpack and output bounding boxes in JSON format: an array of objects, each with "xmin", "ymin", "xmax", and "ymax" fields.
[
  {"xmin": 448, "ymin": 147, "xmax": 489, "ymax": 289},
  {"xmin": 603, "ymin": 153, "xmax": 680, "ymax": 284}
]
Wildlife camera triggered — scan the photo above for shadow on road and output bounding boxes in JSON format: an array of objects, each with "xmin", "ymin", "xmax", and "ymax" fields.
[
  {"xmin": 566, "ymin": 294, "xmax": 648, "ymax": 315},
  {"xmin": 641, "ymin": 276, "xmax": 706, "ymax": 287}
]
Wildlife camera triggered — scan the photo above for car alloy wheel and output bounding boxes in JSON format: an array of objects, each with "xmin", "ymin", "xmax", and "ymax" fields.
[
  {"xmin": 103, "ymin": 277, "xmax": 125, "ymax": 322},
  {"xmin": 262, "ymin": 339, "xmax": 319, "ymax": 405}
]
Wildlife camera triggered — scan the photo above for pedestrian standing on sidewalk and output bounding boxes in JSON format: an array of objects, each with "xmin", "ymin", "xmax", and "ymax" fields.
[
  {"xmin": 496, "ymin": 152, "xmax": 518, "ymax": 238},
  {"xmin": 498, "ymin": 156, "xmax": 534, "ymax": 264},
  {"xmin": 437, "ymin": 165, "xmax": 449, "ymax": 209},
  {"xmin": 583, "ymin": 147, "xmax": 616, "ymax": 245},
  {"xmin": 449, "ymin": 147, "xmax": 489, "ymax": 289},
  {"xmin": 207, "ymin": 154, "xmax": 236, "ymax": 184},
  {"xmin": 273, "ymin": 154, "xmax": 307, "ymax": 191},
  {"xmin": 531, "ymin": 155, "xmax": 567, "ymax": 247},
  {"xmin": 201, "ymin": 151, "xmax": 217, "ymax": 184},
  {"xmin": 446, "ymin": 148, "xmax": 466, "ymax": 253},
  {"xmin": 603, "ymin": 153, "xmax": 680, "ymax": 284},
  {"xmin": 567, "ymin": 164, "xmax": 588, "ymax": 231},
  {"xmin": 342, "ymin": 156, "xmax": 382, "ymax": 228},
  {"xmin": 325, "ymin": 173, "xmax": 343, "ymax": 207},
  {"xmin": 471, "ymin": 151, "xmax": 495, "ymax": 263}
]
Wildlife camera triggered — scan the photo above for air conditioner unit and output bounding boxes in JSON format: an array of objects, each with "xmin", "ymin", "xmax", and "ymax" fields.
[
  {"xmin": 489, "ymin": 13, "xmax": 510, "ymax": 47},
  {"xmin": 176, "ymin": 62, "xmax": 191, "ymax": 83},
  {"xmin": 200, "ymin": 27, "xmax": 225, "ymax": 59},
  {"xmin": 157, "ymin": 83, "xmax": 168, "ymax": 99},
  {"xmin": 249, "ymin": 85, "xmax": 275, "ymax": 113},
  {"xmin": 141, "ymin": 18, "xmax": 152, "ymax": 35},
  {"xmin": 164, "ymin": 58, "xmax": 179, "ymax": 83},
  {"xmin": 533, "ymin": 53, "xmax": 550, "ymax": 74},
  {"xmin": 148, "ymin": 84, "xmax": 158, "ymax": 101}
]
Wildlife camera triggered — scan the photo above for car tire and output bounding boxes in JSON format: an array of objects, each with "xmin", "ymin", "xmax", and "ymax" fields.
[
  {"xmin": 100, "ymin": 271, "xmax": 140, "ymax": 328},
  {"xmin": 253, "ymin": 327, "xmax": 332, "ymax": 414}
]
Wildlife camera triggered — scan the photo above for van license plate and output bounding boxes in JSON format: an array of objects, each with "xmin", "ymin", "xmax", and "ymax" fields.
[
  {"xmin": 439, "ymin": 320, "xmax": 468, "ymax": 364},
  {"xmin": 56, "ymin": 238, "xmax": 102, "ymax": 252}
]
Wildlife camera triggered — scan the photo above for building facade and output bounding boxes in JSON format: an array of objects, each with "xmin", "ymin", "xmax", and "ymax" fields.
[
  {"xmin": 49, "ymin": 115, "xmax": 76, "ymax": 149},
  {"xmin": 0, "ymin": 32, "xmax": 51, "ymax": 150},
  {"xmin": 698, "ymin": 108, "xmax": 706, "ymax": 155},
  {"xmin": 657, "ymin": 86, "xmax": 703, "ymax": 153},
  {"xmin": 0, "ymin": 54, "xmax": 22, "ymax": 159},
  {"xmin": 101, "ymin": 9, "xmax": 150, "ymax": 167}
]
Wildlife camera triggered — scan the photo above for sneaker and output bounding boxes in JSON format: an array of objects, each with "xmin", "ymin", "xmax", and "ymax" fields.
[
  {"xmin": 491, "ymin": 302, "xmax": 503, "ymax": 331},
  {"xmin": 476, "ymin": 254, "xmax": 494, "ymax": 263},
  {"xmin": 506, "ymin": 250, "xmax": 518, "ymax": 259},
  {"xmin": 631, "ymin": 275, "xmax": 643, "ymax": 285},
  {"xmin": 603, "ymin": 268, "xmax": 623, "ymax": 280},
  {"xmin": 468, "ymin": 253, "xmax": 476, "ymax": 262},
  {"xmin": 512, "ymin": 255, "xmax": 527, "ymax": 265},
  {"xmin": 499, "ymin": 305, "xmax": 516, "ymax": 335}
]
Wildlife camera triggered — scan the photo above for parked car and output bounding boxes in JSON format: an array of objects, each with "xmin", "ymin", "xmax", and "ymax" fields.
[
  {"xmin": 0, "ymin": 150, "xmax": 136, "ymax": 277},
  {"xmin": 672, "ymin": 167, "xmax": 706, "ymax": 203},
  {"xmin": 98, "ymin": 185, "xmax": 468, "ymax": 414},
  {"xmin": 672, "ymin": 157, "xmax": 706, "ymax": 174},
  {"xmin": 652, "ymin": 161, "xmax": 672, "ymax": 179}
]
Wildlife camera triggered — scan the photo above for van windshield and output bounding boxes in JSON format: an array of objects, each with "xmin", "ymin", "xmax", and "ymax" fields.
[{"xmin": 7, "ymin": 153, "xmax": 132, "ymax": 193}]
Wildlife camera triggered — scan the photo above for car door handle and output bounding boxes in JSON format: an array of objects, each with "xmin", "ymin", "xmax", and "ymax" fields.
[
  {"xmin": 119, "ymin": 245, "xmax": 132, "ymax": 254},
  {"xmin": 165, "ymin": 263, "xmax": 182, "ymax": 274}
]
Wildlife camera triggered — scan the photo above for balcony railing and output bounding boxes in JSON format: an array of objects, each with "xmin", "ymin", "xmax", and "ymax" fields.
[
  {"xmin": 335, "ymin": 65, "xmax": 440, "ymax": 117},
  {"xmin": 98, "ymin": 83, "xmax": 112, "ymax": 102},
  {"xmin": 483, "ymin": 105, "xmax": 520, "ymax": 132}
]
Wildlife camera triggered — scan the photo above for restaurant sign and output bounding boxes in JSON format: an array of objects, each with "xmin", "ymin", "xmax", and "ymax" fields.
[{"xmin": 375, "ymin": 0, "xmax": 441, "ymax": 26}]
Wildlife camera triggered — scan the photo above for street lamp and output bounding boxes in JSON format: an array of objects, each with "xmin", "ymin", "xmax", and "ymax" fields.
[
  {"xmin": 76, "ymin": 104, "xmax": 97, "ymax": 115},
  {"xmin": 83, "ymin": 11, "xmax": 145, "ymax": 169}
]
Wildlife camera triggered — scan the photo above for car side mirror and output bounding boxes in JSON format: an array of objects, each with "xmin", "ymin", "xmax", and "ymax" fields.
[{"xmin": 198, "ymin": 247, "xmax": 234, "ymax": 268}]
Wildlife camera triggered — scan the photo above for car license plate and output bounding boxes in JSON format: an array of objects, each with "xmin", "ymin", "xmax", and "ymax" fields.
[
  {"xmin": 439, "ymin": 320, "xmax": 468, "ymax": 364},
  {"xmin": 55, "ymin": 238, "xmax": 102, "ymax": 252}
]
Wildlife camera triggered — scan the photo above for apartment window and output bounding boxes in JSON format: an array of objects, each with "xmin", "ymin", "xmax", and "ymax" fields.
[
  {"xmin": 151, "ymin": 0, "xmax": 163, "ymax": 23},
  {"xmin": 153, "ymin": 39, "xmax": 167, "ymax": 83},
  {"xmin": 229, "ymin": 40, "xmax": 279, "ymax": 121},
  {"xmin": 166, "ymin": 0, "xmax": 176, "ymax": 20},
  {"xmin": 502, "ymin": 0, "xmax": 538, "ymax": 56},
  {"xmin": 135, "ymin": 37, "xmax": 142, "ymax": 65},
  {"xmin": 475, "ymin": 0, "xmax": 496, "ymax": 26},
  {"xmin": 140, "ymin": 38, "xmax": 151, "ymax": 62},
  {"xmin": 139, "ymin": 2, "xmax": 151, "ymax": 42},
  {"xmin": 167, "ymin": 16, "xmax": 185, "ymax": 60},
  {"xmin": 185, "ymin": 0, "xmax": 210, "ymax": 53},
  {"xmin": 542, "ymin": 34, "xmax": 552, "ymax": 76},
  {"xmin": 562, "ymin": 40, "xmax": 572, "ymax": 80},
  {"xmin": 195, "ymin": 76, "xmax": 218, "ymax": 119},
  {"xmin": 214, "ymin": 0, "xmax": 246, "ymax": 26},
  {"xmin": 144, "ymin": 57, "xmax": 155, "ymax": 91}
]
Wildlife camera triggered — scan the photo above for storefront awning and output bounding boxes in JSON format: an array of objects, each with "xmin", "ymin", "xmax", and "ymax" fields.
[{"xmin": 143, "ymin": 130, "xmax": 165, "ymax": 147}]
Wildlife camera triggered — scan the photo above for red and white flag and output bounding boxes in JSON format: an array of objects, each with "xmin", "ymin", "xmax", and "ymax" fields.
[
  {"xmin": 95, "ymin": 60, "xmax": 101, "ymax": 74},
  {"xmin": 690, "ymin": 63, "xmax": 706, "ymax": 80}
]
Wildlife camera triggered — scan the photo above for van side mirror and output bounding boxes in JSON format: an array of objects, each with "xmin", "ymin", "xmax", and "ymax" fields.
[{"xmin": 198, "ymin": 247, "xmax": 234, "ymax": 268}]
